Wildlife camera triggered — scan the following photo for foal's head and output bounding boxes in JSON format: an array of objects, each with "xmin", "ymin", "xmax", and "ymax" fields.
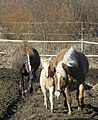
[{"xmin": 41, "ymin": 57, "xmax": 53, "ymax": 78}]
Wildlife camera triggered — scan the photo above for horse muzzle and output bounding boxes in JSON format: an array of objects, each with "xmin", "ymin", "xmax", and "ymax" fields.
[
  {"xmin": 54, "ymin": 90, "xmax": 61, "ymax": 99},
  {"xmin": 45, "ymin": 73, "xmax": 49, "ymax": 78}
]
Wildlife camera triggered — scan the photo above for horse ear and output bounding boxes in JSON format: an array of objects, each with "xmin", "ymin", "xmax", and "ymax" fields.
[
  {"xmin": 48, "ymin": 57, "xmax": 51, "ymax": 61},
  {"xmin": 51, "ymin": 63, "xmax": 56, "ymax": 73},
  {"xmin": 62, "ymin": 63, "xmax": 67, "ymax": 70},
  {"xmin": 41, "ymin": 57, "xmax": 44, "ymax": 63}
]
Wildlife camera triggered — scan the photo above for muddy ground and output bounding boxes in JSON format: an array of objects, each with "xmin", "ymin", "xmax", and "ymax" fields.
[{"xmin": 0, "ymin": 68, "xmax": 98, "ymax": 120}]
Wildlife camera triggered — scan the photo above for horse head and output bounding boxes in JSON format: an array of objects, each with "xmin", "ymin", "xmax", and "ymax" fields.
[
  {"xmin": 54, "ymin": 61, "xmax": 68, "ymax": 99},
  {"xmin": 41, "ymin": 57, "xmax": 53, "ymax": 78}
]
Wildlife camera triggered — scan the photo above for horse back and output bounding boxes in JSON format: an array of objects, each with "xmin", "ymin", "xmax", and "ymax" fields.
[
  {"xmin": 77, "ymin": 52, "xmax": 89, "ymax": 77},
  {"xmin": 30, "ymin": 48, "xmax": 40, "ymax": 72},
  {"xmin": 68, "ymin": 51, "xmax": 89, "ymax": 81},
  {"xmin": 52, "ymin": 49, "xmax": 68, "ymax": 67}
]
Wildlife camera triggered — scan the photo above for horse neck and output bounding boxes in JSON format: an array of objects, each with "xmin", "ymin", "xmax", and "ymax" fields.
[
  {"xmin": 48, "ymin": 67, "xmax": 54, "ymax": 78},
  {"xmin": 21, "ymin": 44, "xmax": 32, "ymax": 55},
  {"xmin": 43, "ymin": 66, "xmax": 54, "ymax": 78}
]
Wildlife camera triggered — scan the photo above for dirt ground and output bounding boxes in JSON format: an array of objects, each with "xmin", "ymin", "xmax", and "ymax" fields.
[{"xmin": 0, "ymin": 68, "xmax": 98, "ymax": 120}]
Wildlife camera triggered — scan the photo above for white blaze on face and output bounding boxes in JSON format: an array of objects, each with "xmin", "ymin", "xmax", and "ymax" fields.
[
  {"xmin": 54, "ymin": 72, "xmax": 61, "ymax": 98},
  {"xmin": 41, "ymin": 57, "xmax": 51, "ymax": 78},
  {"xmin": 43, "ymin": 62, "xmax": 49, "ymax": 77},
  {"xmin": 27, "ymin": 54, "xmax": 31, "ymax": 72},
  {"xmin": 55, "ymin": 60, "xmax": 66, "ymax": 98},
  {"xmin": 57, "ymin": 72, "xmax": 61, "ymax": 91}
]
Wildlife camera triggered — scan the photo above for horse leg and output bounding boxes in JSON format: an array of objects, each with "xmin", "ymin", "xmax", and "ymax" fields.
[
  {"xmin": 49, "ymin": 86, "xmax": 54, "ymax": 112},
  {"xmin": 19, "ymin": 80, "xmax": 22, "ymax": 99},
  {"xmin": 62, "ymin": 91, "xmax": 67, "ymax": 108},
  {"xmin": 64, "ymin": 86, "xmax": 72, "ymax": 114},
  {"xmin": 78, "ymin": 83, "xmax": 84, "ymax": 111},
  {"xmin": 28, "ymin": 73, "xmax": 33, "ymax": 93},
  {"xmin": 41, "ymin": 86, "xmax": 48, "ymax": 109},
  {"xmin": 19, "ymin": 74, "xmax": 25, "ymax": 98}
]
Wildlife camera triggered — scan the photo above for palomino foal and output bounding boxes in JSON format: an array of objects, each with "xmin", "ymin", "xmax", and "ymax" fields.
[{"xmin": 40, "ymin": 57, "xmax": 54, "ymax": 112}]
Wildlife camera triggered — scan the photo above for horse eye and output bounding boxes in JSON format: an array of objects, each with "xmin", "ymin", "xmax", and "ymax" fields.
[{"xmin": 48, "ymin": 66, "xmax": 51, "ymax": 69}]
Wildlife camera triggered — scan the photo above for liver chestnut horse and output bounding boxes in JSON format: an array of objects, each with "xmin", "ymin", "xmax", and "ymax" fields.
[
  {"xmin": 53, "ymin": 47, "xmax": 89, "ymax": 114},
  {"xmin": 12, "ymin": 42, "xmax": 40, "ymax": 98}
]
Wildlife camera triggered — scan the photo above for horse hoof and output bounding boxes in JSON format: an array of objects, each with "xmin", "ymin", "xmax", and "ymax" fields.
[
  {"xmin": 68, "ymin": 111, "xmax": 72, "ymax": 115},
  {"xmin": 51, "ymin": 109, "xmax": 54, "ymax": 113},
  {"xmin": 64, "ymin": 100, "xmax": 67, "ymax": 108},
  {"xmin": 19, "ymin": 92, "xmax": 22, "ymax": 99},
  {"xmin": 23, "ymin": 92, "xmax": 26, "ymax": 97},
  {"xmin": 44, "ymin": 103, "xmax": 48, "ymax": 110},
  {"xmin": 78, "ymin": 106, "xmax": 82, "ymax": 111},
  {"xmin": 46, "ymin": 106, "xmax": 48, "ymax": 110},
  {"xmin": 28, "ymin": 87, "xmax": 33, "ymax": 93}
]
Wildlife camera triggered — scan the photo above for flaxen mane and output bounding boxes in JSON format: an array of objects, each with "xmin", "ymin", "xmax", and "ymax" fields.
[
  {"xmin": 21, "ymin": 42, "xmax": 32, "ymax": 55},
  {"xmin": 62, "ymin": 47, "xmax": 78, "ymax": 67},
  {"xmin": 52, "ymin": 49, "xmax": 68, "ymax": 67}
]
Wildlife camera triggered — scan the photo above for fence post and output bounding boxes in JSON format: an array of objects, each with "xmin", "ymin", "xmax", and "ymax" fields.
[{"xmin": 81, "ymin": 22, "xmax": 84, "ymax": 52}]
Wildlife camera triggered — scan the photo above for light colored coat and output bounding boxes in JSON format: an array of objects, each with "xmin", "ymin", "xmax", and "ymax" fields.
[{"xmin": 40, "ymin": 57, "xmax": 54, "ymax": 112}]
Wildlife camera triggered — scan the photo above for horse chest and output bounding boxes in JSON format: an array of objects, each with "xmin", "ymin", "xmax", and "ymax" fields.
[
  {"xmin": 43, "ymin": 78, "xmax": 54, "ymax": 89},
  {"xmin": 40, "ymin": 76, "xmax": 53, "ymax": 89},
  {"xmin": 46, "ymin": 78, "xmax": 54, "ymax": 88}
]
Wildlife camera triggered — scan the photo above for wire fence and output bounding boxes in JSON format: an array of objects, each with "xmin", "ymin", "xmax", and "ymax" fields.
[
  {"xmin": 0, "ymin": 22, "xmax": 98, "ymax": 41},
  {"xmin": 0, "ymin": 22, "xmax": 98, "ymax": 68},
  {"xmin": 0, "ymin": 39, "xmax": 98, "ymax": 57}
]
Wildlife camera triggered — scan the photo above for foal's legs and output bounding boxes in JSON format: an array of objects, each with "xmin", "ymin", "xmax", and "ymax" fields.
[
  {"xmin": 64, "ymin": 86, "xmax": 72, "ymax": 114},
  {"xmin": 49, "ymin": 86, "xmax": 54, "ymax": 112},
  {"xmin": 41, "ymin": 86, "xmax": 47, "ymax": 109},
  {"xmin": 77, "ymin": 83, "xmax": 84, "ymax": 111}
]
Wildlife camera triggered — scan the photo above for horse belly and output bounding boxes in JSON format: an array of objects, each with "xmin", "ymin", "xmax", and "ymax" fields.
[{"xmin": 68, "ymin": 67, "xmax": 79, "ymax": 79}]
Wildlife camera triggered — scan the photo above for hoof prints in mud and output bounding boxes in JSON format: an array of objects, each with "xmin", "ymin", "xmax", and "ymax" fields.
[
  {"xmin": 0, "ymin": 68, "xmax": 19, "ymax": 119},
  {"xmin": 1, "ymin": 98, "xmax": 20, "ymax": 120},
  {"xmin": 0, "ymin": 68, "xmax": 98, "ymax": 120}
]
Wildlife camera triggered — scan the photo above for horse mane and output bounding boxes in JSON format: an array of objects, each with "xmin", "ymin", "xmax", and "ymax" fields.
[
  {"xmin": 52, "ymin": 49, "xmax": 68, "ymax": 67},
  {"xmin": 56, "ymin": 61, "xmax": 66, "ymax": 78},
  {"xmin": 62, "ymin": 47, "xmax": 78, "ymax": 67},
  {"xmin": 21, "ymin": 41, "xmax": 32, "ymax": 55}
]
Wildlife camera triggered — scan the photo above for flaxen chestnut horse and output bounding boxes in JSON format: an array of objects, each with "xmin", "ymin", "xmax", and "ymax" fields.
[
  {"xmin": 12, "ymin": 42, "xmax": 40, "ymax": 98},
  {"xmin": 52, "ymin": 47, "xmax": 89, "ymax": 114}
]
